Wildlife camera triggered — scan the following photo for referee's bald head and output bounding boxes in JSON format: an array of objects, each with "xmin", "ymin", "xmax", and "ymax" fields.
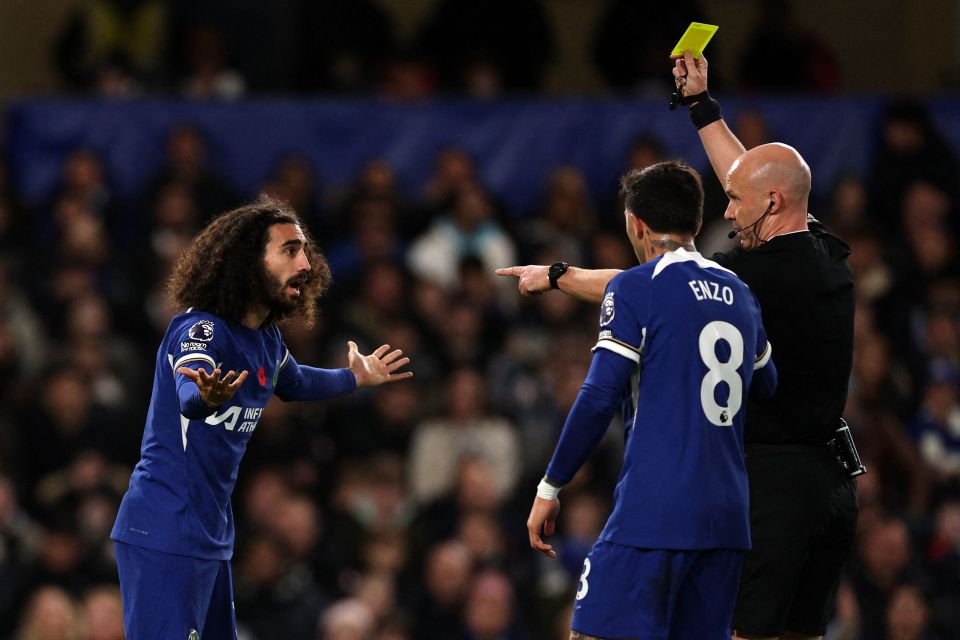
[{"xmin": 737, "ymin": 143, "xmax": 812, "ymax": 213}]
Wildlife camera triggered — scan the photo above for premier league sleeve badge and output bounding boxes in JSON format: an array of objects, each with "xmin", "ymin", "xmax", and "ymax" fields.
[{"xmin": 600, "ymin": 292, "xmax": 615, "ymax": 327}]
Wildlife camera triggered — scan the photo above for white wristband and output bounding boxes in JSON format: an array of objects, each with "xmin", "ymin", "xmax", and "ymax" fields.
[{"xmin": 536, "ymin": 477, "xmax": 561, "ymax": 501}]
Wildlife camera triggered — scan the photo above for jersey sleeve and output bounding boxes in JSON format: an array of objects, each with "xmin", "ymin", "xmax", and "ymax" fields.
[
  {"xmin": 167, "ymin": 315, "xmax": 227, "ymax": 418},
  {"xmin": 750, "ymin": 297, "xmax": 777, "ymax": 397},
  {"xmin": 169, "ymin": 315, "xmax": 223, "ymax": 375},
  {"xmin": 545, "ymin": 348, "xmax": 635, "ymax": 486},
  {"xmin": 274, "ymin": 348, "xmax": 357, "ymax": 402},
  {"xmin": 592, "ymin": 271, "xmax": 647, "ymax": 364}
]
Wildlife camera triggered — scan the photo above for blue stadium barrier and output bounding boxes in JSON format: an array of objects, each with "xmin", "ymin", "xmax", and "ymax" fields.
[{"xmin": 7, "ymin": 96, "xmax": 960, "ymax": 215}]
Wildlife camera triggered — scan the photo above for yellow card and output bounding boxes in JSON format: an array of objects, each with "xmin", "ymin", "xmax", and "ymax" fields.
[{"xmin": 671, "ymin": 22, "xmax": 718, "ymax": 58}]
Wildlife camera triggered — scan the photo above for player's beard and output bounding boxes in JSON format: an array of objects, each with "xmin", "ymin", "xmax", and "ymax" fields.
[{"xmin": 257, "ymin": 265, "xmax": 306, "ymax": 320}]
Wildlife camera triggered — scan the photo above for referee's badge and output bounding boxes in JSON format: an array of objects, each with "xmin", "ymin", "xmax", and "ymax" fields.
[{"xmin": 600, "ymin": 292, "xmax": 615, "ymax": 326}]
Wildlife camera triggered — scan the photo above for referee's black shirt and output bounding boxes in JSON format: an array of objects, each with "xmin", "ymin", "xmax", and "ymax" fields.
[{"xmin": 711, "ymin": 221, "xmax": 854, "ymax": 445}]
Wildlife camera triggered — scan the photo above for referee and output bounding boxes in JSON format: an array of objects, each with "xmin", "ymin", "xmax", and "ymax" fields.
[{"xmin": 497, "ymin": 52, "xmax": 859, "ymax": 639}]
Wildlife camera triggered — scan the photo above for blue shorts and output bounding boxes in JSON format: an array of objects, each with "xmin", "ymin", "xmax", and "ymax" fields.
[
  {"xmin": 571, "ymin": 540, "xmax": 743, "ymax": 640},
  {"xmin": 115, "ymin": 541, "xmax": 237, "ymax": 640}
]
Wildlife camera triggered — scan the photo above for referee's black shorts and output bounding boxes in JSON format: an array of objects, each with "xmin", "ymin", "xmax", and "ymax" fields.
[{"xmin": 733, "ymin": 443, "xmax": 859, "ymax": 637}]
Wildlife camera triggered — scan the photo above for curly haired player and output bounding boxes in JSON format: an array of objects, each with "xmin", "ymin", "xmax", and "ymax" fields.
[{"xmin": 111, "ymin": 195, "xmax": 412, "ymax": 639}]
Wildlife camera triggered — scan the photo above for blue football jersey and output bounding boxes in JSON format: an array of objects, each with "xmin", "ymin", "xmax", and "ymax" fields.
[
  {"xmin": 111, "ymin": 310, "xmax": 297, "ymax": 559},
  {"xmin": 595, "ymin": 249, "xmax": 773, "ymax": 550}
]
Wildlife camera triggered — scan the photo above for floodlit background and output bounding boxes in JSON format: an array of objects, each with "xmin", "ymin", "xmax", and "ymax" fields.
[{"xmin": 0, "ymin": 1, "xmax": 958, "ymax": 639}]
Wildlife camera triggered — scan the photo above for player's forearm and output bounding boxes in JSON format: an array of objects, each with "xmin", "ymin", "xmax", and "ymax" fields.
[
  {"xmin": 544, "ymin": 351, "xmax": 629, "ymax": 485},
  {"xmin": 698, "ymin": 118, "xmax": 745, "ymax": 184},
  {"xmin": 275, "ymin": 364, "xmax": 357, "ymax": 401},
  {"xmin": 176, "ymin": 379, "xmax": 217, "ymax": 419},
  {"xmin": 545, "ymin": 387, "xmax": 618, "ymax": 486},
  {"xmin": 559, "ymin": 267, "xmax": 620, "ymax": 304}
]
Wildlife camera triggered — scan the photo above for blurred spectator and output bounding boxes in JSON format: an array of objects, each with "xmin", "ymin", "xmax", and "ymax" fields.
[
  {"xmin": 296, "ymin": 0, "xmax": 397, "ymax": 94},
  {"xmin": 463, "ymin": 569, "xmax": 527, "ymax": 640},
  {"xmin": 378, "ymin": 52, "xmax": 437, "ymax": 103},
  {"xmin": 53, "ymin": 0, "xmax": 167, "ymax": 93},
  {"xmin": 600, "ymin": 133, "xmax": 670, "ymax": 235},
  {"xmin": 885, "ymin": 583, "xmax": 937, "ymax": 640},
  {"xmin": 848, "ymin": 332, "xmax": 930, "ymax": 513},
  {"xmin": 411, "ymin": 540, "xmax": 472, "ymax": 640},
  {"xmin": 18, "ymin": 364, "xmax": 124, "ymax": 489},
  {"xmin": 0, "ymin": 475, "xmax": 43, "ymax": 634},
  {"xmin": 909, "ymin": 362, "xmax": 960, "ymax": 490},
  {"xmin": 870, "ymin": 100, "xmax": 959, "ymax": 239},
  {"xmin": 325, "ymin": 196, "xmax": 404, "ymax": 287},
  {"xmin": 234, "ymin": 532, "xmax": 326, "ymax": 640},
  {"xmin": 824, "ymin": 174, "xmax": 870, "ymax": 235},
  {"xmin": 420, "ymin": 147, "xmax": 479, "ymax": 224},
  {"xmin": 145, "ymin": 124, "xmax": 236, "ymax": 226},
  {"xmin": 326, "ymin": 376, "xmax": 423, "ymax": 458},
  {"xmin": 322, "ymin": 597, "xmax": 376, "ymax": 640},
  {"xmin": 354, "ymin": 571, "xmax": 397, "ymax": 629},
  {"xmin": 333, "ymin": 159, "xmax": 405, "ymax": 230},
  {"xmin": 849, "ymin": 517, "xmax": 924, "ymax": 639},
  {"xmin": 417, "ymin": 0, "xmax": 554, "ymax": 96},
  {"xmin": 338, "ymin": 261, "xmax": 410, "ymax": 346},
  {"xmin": 0, "ymin": 258, "xmax": 48, "ymax": 386},
  {"xmin": 262, "ymin": 154, "xmax": 325, "ymax": 235},
  {"xmin": 135, "ymin": 182, "xmax": 203, "ymax": 301},
  {"xmin": 14, "ymin": 585, "xmax": 80, "ymax": 640},
  {"xmin": 625, "ymin": 133, "xmax": 667, "ymax": 173},
  {"xmin": 899, "ymin": 182, "xmax": 958, "ymax": 281},
  {"xmin": 45, "ymin": 149, "xmax": 117, "ymax": 238},
  {"xmin": 592, "ymin": 0, "xmax": 703, "ymax": 94},
  {"xmin": 180, "ymin": 24, "xmax": 246, "ymax": 100},
  {"xmin": 79, "ymin": 585, "xmax": 124, "ymax": 640},
  {"xmin": 407, "ymin": 182, "xmax": 515, "ymax": 293},
  {"xmin": 411, "ymin": 456, "xmax": 508, "ymax": 557},
  {"xmin": 522, "ymin": 167, "xmax": 594, "ymax": 265},
  {"xmin": 317, "ymin": 456, "xmax": 412, "ymax": 596},
  {"xmin": 408, "ymin": 368, "xmax": 520, "ymax": 504},
  {"xmin": 924, "ymin": 501, "xmax": 960, "ymax": 635},
  {"xmin": 738, "ymin": 0, "xmax": 840, "ymax": 91},
  {"xmin": 59, "ymin": 292, "xmax": 140, "ymax": 412}
]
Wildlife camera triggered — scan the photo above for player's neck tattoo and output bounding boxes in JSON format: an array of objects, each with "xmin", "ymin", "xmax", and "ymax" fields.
[{"xmin": 651, "ymin": 237, "xmax": 695, "ymax": 252}]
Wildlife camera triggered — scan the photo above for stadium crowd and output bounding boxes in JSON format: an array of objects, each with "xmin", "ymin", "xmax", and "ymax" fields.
[
  {"xmin": 0, "ymin": 0, "xmax": 958, "ymax": 638},
  {"xmin": 0, "ymin": 96, "xmax": 958, "ymax": 640}
]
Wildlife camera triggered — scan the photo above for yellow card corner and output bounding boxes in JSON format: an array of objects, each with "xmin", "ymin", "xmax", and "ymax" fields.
[{"xmin": 671, "ymin": 22, "xmax": 719, "ymax": 58}]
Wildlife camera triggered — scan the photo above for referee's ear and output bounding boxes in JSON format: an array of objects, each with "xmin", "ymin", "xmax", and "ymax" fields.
[{"xmin": 768, "ymin": 192, "xmax": 779, "ymax": 214}]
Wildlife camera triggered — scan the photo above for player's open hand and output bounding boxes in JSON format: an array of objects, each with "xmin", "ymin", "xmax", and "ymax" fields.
[
  {"xmin": 178, "ymin": 367, "xmax": 249, "ymax": 408},
  {"xmin": 347, "ymin": 341, "xmax": 413, "ymax": 387},
  {"xmin": 671, "ymin": 51, "xmax": 709, "ymax": 98},
  {"xmin": 495, "ymin": 265, "xmax": 551, "ymax": 296},
  {"xmin": 527, "ymin": 496, "xmax": 561, "ymax": 558}
]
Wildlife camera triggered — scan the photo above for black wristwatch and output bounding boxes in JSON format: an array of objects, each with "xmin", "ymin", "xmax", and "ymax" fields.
[{"xmin": 548, "ymin": 262, "xmax": 569, "ymax": 290}]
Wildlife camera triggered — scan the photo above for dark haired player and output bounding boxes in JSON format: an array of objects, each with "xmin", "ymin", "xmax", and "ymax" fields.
[
  {"xmin": 110, "ymin": 196, "xmax": 412, "ymax": 639},
  {"xmin": 523, "ymin": 161, "xmax": 777, "ymax": 638}
]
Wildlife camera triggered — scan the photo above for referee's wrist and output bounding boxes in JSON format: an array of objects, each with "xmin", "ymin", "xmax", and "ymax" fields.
[
  {"xmin": 536, "ymin": 476, "xmax": 562, "ymax": 501},
  {"xmin": 684, "ymin": 91, "xmax": 723, "ymax": 130}
]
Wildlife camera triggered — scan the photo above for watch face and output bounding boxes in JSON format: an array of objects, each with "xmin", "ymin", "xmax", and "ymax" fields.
[{"xmin": 550, "ymin": 262, "xmax": 567, "ymax": 277}]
